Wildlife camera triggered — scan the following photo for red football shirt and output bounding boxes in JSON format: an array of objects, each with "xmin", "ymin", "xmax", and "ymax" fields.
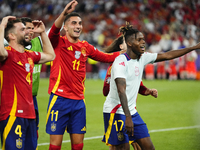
[
  {"xmin": 0, "ymin": 46, "xmax": 41, "ymax": 121},
  {"xmin": 48, "ymin": 24, "xmax": 120, "ymax": 100}
]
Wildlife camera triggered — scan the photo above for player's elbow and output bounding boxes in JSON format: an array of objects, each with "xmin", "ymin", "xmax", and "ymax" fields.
[
  {"xmin": 47, "ymin": 49, "xmax": 56, "ymax": 62},
  {"xmin": 50, "ymin": 53, "xmax": 56, "ymax": 61}
]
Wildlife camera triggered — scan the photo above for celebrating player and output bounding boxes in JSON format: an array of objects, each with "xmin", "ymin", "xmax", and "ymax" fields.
[
  {"xmin": 0, "ymin": 16, "xmax": 55, "ymax": 150},
  {"xmin": 46, "ymin": 1, "xmax": 121, "ymax": 150},
  {"xmin": 102, "ymin": 23, "xmax": 200, "ymax": 150},
  {"xmin": 102, "ymin": 35, "xmax": 157, "ymax": 150}
]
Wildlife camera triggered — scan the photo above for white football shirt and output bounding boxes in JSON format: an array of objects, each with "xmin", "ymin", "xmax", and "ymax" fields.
[{"xmin": 103, "ymin": 52, "xmax": 157, "ymax": 115}]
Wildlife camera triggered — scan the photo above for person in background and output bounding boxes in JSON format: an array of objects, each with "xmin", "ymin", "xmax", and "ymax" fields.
[
  {"xmin": 185, "ymin": 37, "xmax": 198, "ymax": 79},
  {"xmin": 21, "ymin": 17, "xmax": 43, "ymax": 139},
  {"xmin": 168, "ymin": 59, "xmax": 177, "ymax": 80}
]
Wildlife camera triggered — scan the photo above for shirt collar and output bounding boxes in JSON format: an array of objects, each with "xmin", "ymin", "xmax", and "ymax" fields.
[{"xmin": 124, "ymin": 53, "xmax": 131, "ymax": 61}]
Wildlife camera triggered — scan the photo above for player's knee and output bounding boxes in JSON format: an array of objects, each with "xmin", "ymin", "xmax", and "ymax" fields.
[
  {"xmin": 71, "ymin": 143, "xmax": 84, "ymax": 150},
  {"xmin": 143, "ymin": 145, "xmax": 155, "ymax": 150}
]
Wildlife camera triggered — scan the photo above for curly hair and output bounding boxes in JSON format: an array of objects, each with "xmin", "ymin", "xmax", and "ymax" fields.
[
  {"xmin": 103, "ymin": 22, "xmax": 140, "ymax": 53},
  {"xmin": 119, "ymin": 22, "xmax": 139, "ymax": 43}
]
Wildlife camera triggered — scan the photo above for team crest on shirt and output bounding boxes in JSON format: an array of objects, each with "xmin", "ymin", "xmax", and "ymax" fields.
[
  {"xmin": 51, "ymin": 122, "xmax": 56, "ymax": 132},
  {"xmin": 5, "ymin": 46, "xmax": 11, "ymax": 50},
  {"xmin": 135, "ymin": 66, "xmax": 139, "ymax": 76},
  {"xmin": 75, "ymin": 51, "xmax": 81, "ymax": 59},
  {"xmin": 16, "ymin": 138, "xmax": 22, "ymax": 149},
  {"xmin": 117, "ymin": 132, "xmax": 124, "ymax": 141},
  {"xmin": 81, "ymin": 47, "xmax": 86, "ymax": 57},
  {"xmin": 28, "ymin": 58, "xmax": 34, "ymax": 68}
]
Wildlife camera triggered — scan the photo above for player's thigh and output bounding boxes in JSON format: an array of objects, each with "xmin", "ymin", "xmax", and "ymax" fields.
[
  {"xmin": 102, "ymin": 113, "xmax": 129, "ymax": 146},
  {"xmin": 67, "ymin": 99, "xmax": 86, "ymax": 134},
  {"xmin": 50, "ymin": 134, "xmax": 64, "ymax": 146},
  {"xmin": 112, "ymin": 143, "xmax": 130, "ymax": 150},
  {"xmin": 136, "ymin": 137, "xmax": 155, "ymax": 150},
  {"xmin": 70, "ymin": 133, "xmax": 84, "ymax": 144},
  {"xmin": 0, "ymin": 116, "xmax": 37, "ymax": 150},
  {"xmin": 24, "ymin": 119, "xmax": 37, "ymax": 150},
  {"xmin": 129, "ymin": 112, "xmax": 150, "ymax": 141},
  {"xmin": 46, "ymin": 94, "xmax": 71, "ymax": 135}
]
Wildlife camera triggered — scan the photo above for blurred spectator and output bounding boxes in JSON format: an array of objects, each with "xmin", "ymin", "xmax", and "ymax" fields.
[
  {"xmin": 87, "ymin": 58, "xmax": 99, "ymax": 79},
  {"xmin": 1, "ymin": 0, "xmax": 200, "ymax": 80},
  {"xmin": 168, "ymin": 59, "xmax": 178, "ymax": 80},
  {"xmin": 185, "ymin": 37, "xmax": 198, "ymax": 79},
  {"xmin": 145, "ymin": 63, "xmax": 155, "ymax": 80},
  {"xmin": 177, "ymin": 38, "xmax": 187, "ymax": 79}
]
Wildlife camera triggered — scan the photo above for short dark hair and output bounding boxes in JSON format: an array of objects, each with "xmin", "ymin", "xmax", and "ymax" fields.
[
  {"xmin": 4, "ymin": 18, "xmax": 22, "ymax": 42},
  {"xmin": 21, "ymin": 17, "xmax": 32, "ymax": 25},
  {"xmin": 64, "ymin": 12, "xmax": 81, "ymax": 24},
  {"xmin": 104, "ymin": 36, "xmax": 124, "ymax": 53}
]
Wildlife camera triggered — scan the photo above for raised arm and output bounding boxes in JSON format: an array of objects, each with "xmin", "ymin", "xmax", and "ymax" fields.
[
  {"xmin": 0, "ymin": 16, "xmax": 16, "ymax": 62},
  {"xmin": 155, "ymin": 42, "xmax": 200, "ymax": 62},
  {"xmin": 115, "ymin": 78, "xmax": 134, "ymax": 136},
  {"xmin": 32, "ymin": 20, "xmax": 55, "ymax": 64},
  {"xmin": 54, "ymin": 0, "xmax": 78, "ymax": 28}
]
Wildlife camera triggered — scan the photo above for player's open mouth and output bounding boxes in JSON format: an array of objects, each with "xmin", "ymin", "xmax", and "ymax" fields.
[
  {"xmin": 140, "ymin": 46, "xmax": 145, "ymax": 51},
  {"xmin": 74, "ymin": 30, "xmax": 80, "ymax": 33}
]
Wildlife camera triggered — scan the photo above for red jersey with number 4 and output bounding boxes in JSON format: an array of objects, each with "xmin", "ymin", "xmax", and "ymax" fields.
[
  {"xmin": 48, "ymin": 24, "xmax": 120, "ymax": 100},
  {"xmin": 0, "ymin": 46, "xmax": 41, "ymax": 121}
]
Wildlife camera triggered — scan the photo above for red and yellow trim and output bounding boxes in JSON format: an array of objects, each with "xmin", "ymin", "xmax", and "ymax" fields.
[
  {"xmin": 52, "ymin": 66, "xmax": 61, "ymax": 93},
  {"xmin": 105, "ymin": 104, "xmax": 121, "ymax": 144}
]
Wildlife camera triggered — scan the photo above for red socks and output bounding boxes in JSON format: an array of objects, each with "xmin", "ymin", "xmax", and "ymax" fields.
[
  {"xmin": 49, "ymin": 143, "xmax": 83, "ymax": 150},
  {"xmin": 71, "ymin": 143, "xmax": 84, "ymax": 150},
  {"xmin": 49, "ymin": 144, "xmax": 61, "ymax": 150}
]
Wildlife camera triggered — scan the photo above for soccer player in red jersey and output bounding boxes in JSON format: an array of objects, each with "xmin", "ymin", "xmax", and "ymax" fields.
[
  {"xmin": 46, "ymin": 1, "xmax": 121, "ymax": 150},
  {"xmin": 0, "ymin": 16, "xmax": 55, "ymax": 150}
]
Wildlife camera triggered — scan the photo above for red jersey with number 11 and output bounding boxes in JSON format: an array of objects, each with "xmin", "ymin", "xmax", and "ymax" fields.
[
  {"xmin": 0, "ymin": 46, "xmax": 41, "ymax": 121},
  {"xmin": 48, "ymin": 24, "xmax": 120, "ymax": 100}
]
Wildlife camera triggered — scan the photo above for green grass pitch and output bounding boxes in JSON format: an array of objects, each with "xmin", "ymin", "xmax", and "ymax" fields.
[{"xmin": 37, "ymin": 78, "xmax": 200, "ymax": 150}]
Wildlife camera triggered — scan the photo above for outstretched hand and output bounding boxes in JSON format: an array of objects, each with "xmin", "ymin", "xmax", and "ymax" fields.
[
  {"xmin": 32, "ymin": 20, "xmax": 45, "ymax": 34},
  {"xmin": 63, "ymin": 0, "xmax": 78, "ymax": 16},
  {"xmin": 1, "ymin": 16, "xmax": 16, "ymax": 27}
]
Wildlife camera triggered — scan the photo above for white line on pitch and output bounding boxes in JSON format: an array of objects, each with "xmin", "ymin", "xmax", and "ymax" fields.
[{"xmin": 37, "ymin": 125, "xmax": 200, "ymax": 146}]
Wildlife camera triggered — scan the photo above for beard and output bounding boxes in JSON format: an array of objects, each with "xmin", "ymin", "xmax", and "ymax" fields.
[{"xmin": 18, "ymin": 37, "xmax": 31, "ymax": 47}]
